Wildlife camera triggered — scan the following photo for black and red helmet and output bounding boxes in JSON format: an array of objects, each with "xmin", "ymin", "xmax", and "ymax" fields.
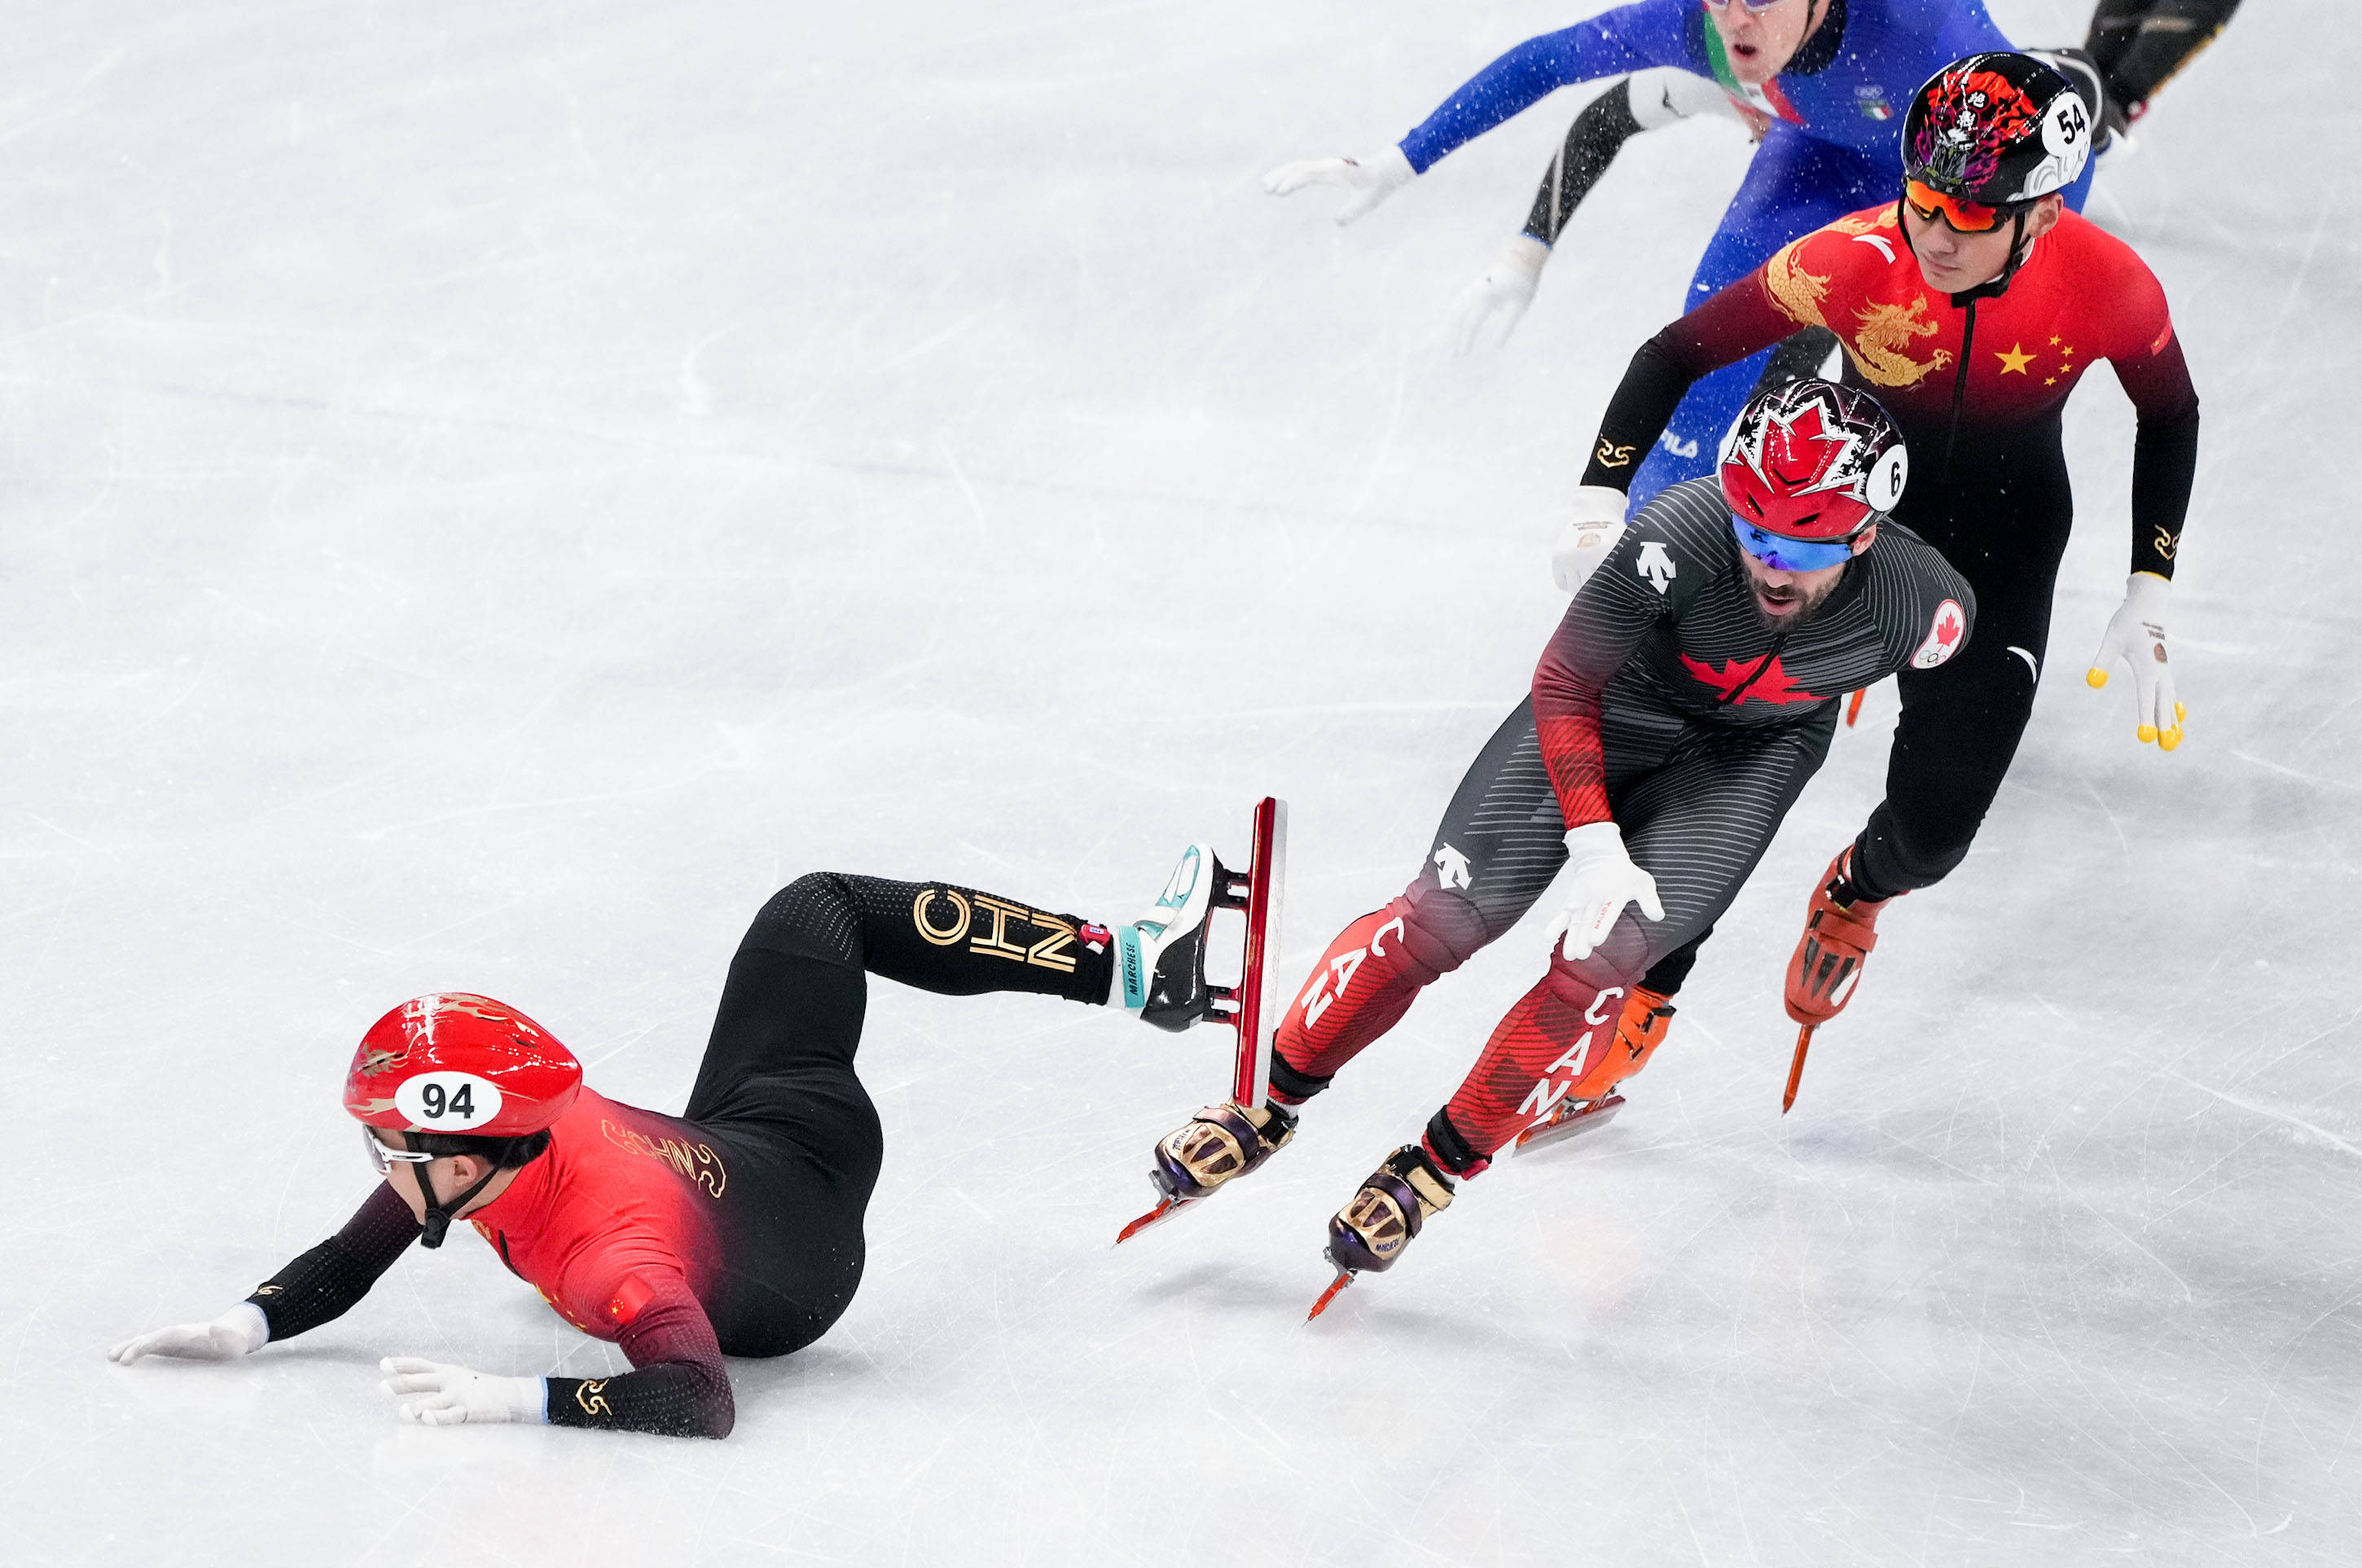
[
  {"xmin": 1904, "ymin": 51, "xmax": 2094, "ymax": 206},
  {"xmin": 1718, "ymin": 378, "xmax": 1909, "ymax": 542}
]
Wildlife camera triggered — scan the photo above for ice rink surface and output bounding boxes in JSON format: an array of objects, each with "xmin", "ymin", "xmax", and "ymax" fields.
[{"xmin": 7, "ymin": 0, "xmax": 2357, "ymax": 1561}]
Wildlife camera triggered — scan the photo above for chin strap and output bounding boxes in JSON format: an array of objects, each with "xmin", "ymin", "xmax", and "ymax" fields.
[
  {"xmin": 415, "ymin": 1158, "xmax": 503, "ymax": 1250},
  {"xmin": 1894, "ymin": 195, "xmax": 2035, "ymax": 307},
  {"xmin": 1945, "ymin": 206, "xmax": 2032, "ymax": 307}
]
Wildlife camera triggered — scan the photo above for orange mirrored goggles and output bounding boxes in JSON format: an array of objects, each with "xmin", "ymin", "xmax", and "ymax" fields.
[{"xmin": 1903, "ymin": 178, "xmax": 2013, "ymax": 234}]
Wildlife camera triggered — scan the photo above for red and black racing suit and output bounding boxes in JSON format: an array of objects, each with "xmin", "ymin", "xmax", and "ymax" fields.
[
  {"xmin": 1266, "ymin": 475, "xmax": 1973, "ymax": 1165},
  {"xmin": 1583, "ymin": 201, "xmax": 2200, "ymax": 903},
  {"xmin": 240, "ymin": 874, "xmax": 1111, "ymax": 1438}
]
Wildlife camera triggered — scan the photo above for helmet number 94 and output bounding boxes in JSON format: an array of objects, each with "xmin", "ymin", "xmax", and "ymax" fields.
[{"xmin": 395, "ymin": 1071, "xmax": 504, "ymax": 1131}]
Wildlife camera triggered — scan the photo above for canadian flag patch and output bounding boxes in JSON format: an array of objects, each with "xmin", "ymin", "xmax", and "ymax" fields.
[{"xmin": 1912, "ymin": 600, "xmax": 1966, "ymax": 669}]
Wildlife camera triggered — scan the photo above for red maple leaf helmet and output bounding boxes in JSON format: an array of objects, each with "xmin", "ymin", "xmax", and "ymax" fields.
[
  {"xmin": 1719, "ymin": 378, "xmax": 1909, "ymax": 542},
  {"xmin": 343, "ymin": 993, "xmax": 583, "ymax": 1138}
]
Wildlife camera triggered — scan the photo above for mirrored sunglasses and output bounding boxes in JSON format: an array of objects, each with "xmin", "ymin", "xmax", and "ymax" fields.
[
  {"xmin": 1731, "ymin": 516, "xmax": 1858, "ymax": 573},
  {"xmin": 1903, "ymin": 178, "xmax": 2013, "ymax": 235}
]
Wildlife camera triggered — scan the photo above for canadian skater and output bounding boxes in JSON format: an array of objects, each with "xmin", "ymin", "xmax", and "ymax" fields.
[
  {"xmin": 1564, "ymin": 51, "xmax": 2200, "ymax": 1057},
  {"xmin": 1263, "ymin": 0, "xmax": 2096, "ymax": 507},
  {"xmin": 1139, "ymin": 376, "xmax": 1976, "ymax": 1310},
  {"xmin": 108, "ymin": 849, "xmax": 1239, "ymax": 1437}
]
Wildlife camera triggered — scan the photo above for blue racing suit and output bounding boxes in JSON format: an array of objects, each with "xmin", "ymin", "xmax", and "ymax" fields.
[{"xmin": 1398, "ymin": 0, "xmax": 2092, "ymax": 503}]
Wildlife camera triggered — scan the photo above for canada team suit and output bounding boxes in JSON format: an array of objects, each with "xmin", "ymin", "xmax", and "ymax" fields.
[{"xmin": 1267, "ymin": 475, "xmax": 1973, "ymax": 1159}]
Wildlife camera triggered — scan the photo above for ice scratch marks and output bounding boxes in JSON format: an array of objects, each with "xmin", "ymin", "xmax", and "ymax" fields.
[
  {"xmin": 2162, "ymin": 1069, "xmax": 2362, "ymax": 1165},
  {"xmin": 24, "ymin": 815, "xmax": 101, "ymax": 850},
  {"xmin": 1341, "ymin": 356, "xmax": 1407, "ymax": 528},
  {"xmin": 2230, "ymin": 749, "xmax": 2362, "ymax": 795},
  {"xmin": 2079, "ymin": 1194, "xmax": 2195, "ymax": 1306},
  {"xmin": 354, "ymin": 771, "xmax": 718, "ymax": 842},
  {"xmin": 1912, "ymin": 1280, "xmax": 1991, "ymax": 1568},
  {"xmin": 937, "ymin": 439, "xmax": 989, "ymax": 543},
  {"xmin": 877, "ymin": 307, "xmax": 995, "ymax": 374},
  {"xmin": 2078, "ymin": 775, "xmax": 2130, "ymax": 858}
]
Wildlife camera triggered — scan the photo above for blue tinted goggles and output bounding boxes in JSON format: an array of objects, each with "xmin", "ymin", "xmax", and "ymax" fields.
[
  {"xmin": 1702, "ymin": 0, "xmax": 1792, "ymax": 11},
  {"xmin": 1731, "ymin": 516, "xmax": 1858, "ymax": 573}
]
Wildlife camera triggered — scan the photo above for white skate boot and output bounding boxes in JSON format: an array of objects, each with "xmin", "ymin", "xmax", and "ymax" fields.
[{"xmin": 1113, "ymin": 843, "xmax": 1225, "ymax": 1032}]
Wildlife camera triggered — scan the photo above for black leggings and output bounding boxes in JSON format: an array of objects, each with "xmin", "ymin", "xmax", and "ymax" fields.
[
  {"xmin": 1851, "ymin": 436, "xmax": 2076, "ymax": 901},
  {"xmin": 686, "ymin": 873, "xmax": 1109, "ymax": 1355}
]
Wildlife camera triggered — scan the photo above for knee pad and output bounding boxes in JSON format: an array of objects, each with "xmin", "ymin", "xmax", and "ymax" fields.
[
  {"xmin": 1542, "ymin": 920, "xmax": 1653, "ymax": 1001},
  {"xmin": 1389, "ymin": 882, "xmax": 1493, "ymax": 980}
]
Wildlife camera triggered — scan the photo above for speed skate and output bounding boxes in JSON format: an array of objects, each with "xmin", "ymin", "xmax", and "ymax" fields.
[{"xmin": 1114, "ymin": 797, "xmax": 1288, "ymax": 1244}]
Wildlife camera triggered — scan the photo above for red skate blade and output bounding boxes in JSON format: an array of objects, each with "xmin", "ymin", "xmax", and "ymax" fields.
[
  {"xmin": 1512, "ymin": 1093, "xmax": 1626, "ymax": 1156},
  {"xmin": 1114, "ymin": 1195, "xmax": 1195, "ymax": 1245},
  {"xmin": 1306, "ymin": 1269, "xmax": 1354, "ymax": 1321},
  {"xmin": 1783, "ymin": 1024, "xmax": 1815, "ymax": 1114}
]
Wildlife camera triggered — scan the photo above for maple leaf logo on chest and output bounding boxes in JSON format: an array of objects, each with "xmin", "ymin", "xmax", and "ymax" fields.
[{"xmin": 1679, "ymin": 652, "xmax": 1829, "ymax": 707}]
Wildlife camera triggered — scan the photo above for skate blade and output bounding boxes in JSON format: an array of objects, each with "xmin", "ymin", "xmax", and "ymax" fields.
[
  {"xmin": 1782, "ymin": 1024, "xmax": 1815, "ymax": 1114},
  {"xmin": 1114, "ymin": 1194, "xmax": 1197, "ymax": 1245},
  {"xmin": 1512, "ymin": 1093, "xmax": 1626, "ymax": 1156},
  {"xmin": 1306, "ymin": 1268, "xmax": 1355, "ymax": 1322}
]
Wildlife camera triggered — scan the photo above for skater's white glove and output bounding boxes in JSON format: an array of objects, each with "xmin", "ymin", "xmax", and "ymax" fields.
[
  {"xmin": 1447, "ymin": 234, "xmax": 1551, "ymax": 354},
  {"xmin": 379, "ymin": 1356, "xmax": 547, "ymax": 1427},
  {"xmin": 1545, "ymin": 823, "xmax": 1665, "ymax": 962},
  {"xmin": 2084, "ymin": 571, "xmax": 2184, "ymax": 750},
  {"xmin": 1551, "ymin": 485, "xmax": 1630, "ymax": 595},
  {"xmin": 108, "ymin": 1303, "xmax": 269, "ymax": 1365},
  {"xmin": 1262, "ymin": 145, "xmax": 1415, "ymax": 226}
]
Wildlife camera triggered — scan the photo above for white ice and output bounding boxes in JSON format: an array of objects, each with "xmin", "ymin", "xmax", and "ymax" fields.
[{"xmin": 9, "ymin": 1, "xmax": 2357, "ymax": 1562}]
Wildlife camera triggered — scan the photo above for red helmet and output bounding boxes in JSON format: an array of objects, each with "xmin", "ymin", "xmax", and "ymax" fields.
[
  {"xmin": 343, "ymin": 993, "xmax": 582, "ymax": 1139},
  {"xmin": 1718, "ymin": 378, "xmax": 1909, "ymax": 542}
]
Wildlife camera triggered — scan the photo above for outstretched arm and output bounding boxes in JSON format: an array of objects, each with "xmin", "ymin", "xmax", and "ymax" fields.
[
  {"xmin": 1400, "ymin": 6, "xmax": 1690, "ymax": 173},
  {"xmin": 380, "ymin": 1272, "xmax": 735, "ymax": 1438},
  {"xmin": 109, "ymin": 1182, "xmax": 420, "ymax": 1365},
  {"xmin": 1525, "ymin": 70, "xmax": 1735, "ymax": 246},
  {"xmin": 1453, "ymin": 69, "xmax": 1742, "ymax": 354},
  {"xmin": 1267, "ymin": 4, "xmax": 1692, "ymax": 226},
  {"xmin": 541, "ymin": 1284, "xmax": 734, "ymax": 1438},
  {"xmin": 1580, "ymin": 271, "xmax": 1804, "ymax": 491},
  {"xmin": 246, "ymin": 1182, "xmax": 421, "ymax": 1336}
]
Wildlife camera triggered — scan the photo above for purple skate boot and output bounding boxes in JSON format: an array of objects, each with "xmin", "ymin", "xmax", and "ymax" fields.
[
  {"xmin": 1307, "ymin": 1144, "xmax": 1457, "ymax": 1319},
  {"xmin": 1116, "ymin": 1100, "xmax": 1297, "ymax": 1243}
]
